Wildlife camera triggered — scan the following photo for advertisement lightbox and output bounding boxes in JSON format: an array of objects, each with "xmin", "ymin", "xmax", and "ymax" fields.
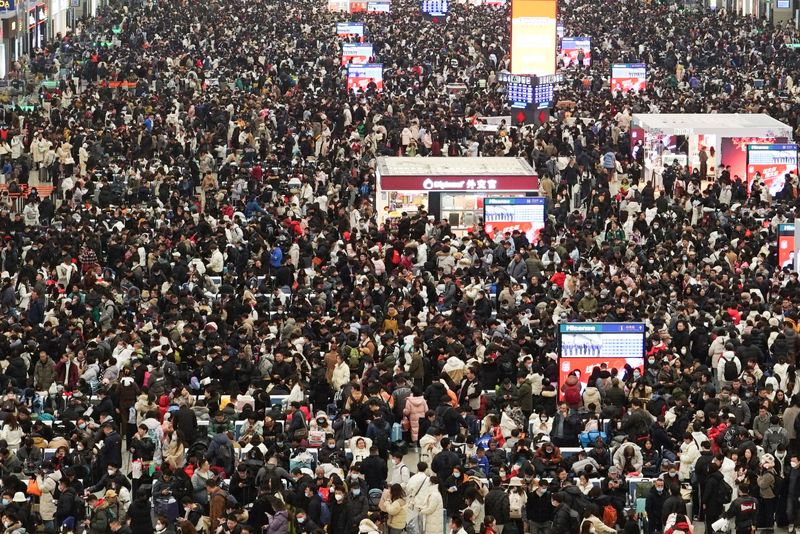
[
  {"xmin": 341, "ymin": 43, "xmax": 373, "ymax": 65},
  {"xmin": 511, "ymin": 0, "xmax": 557, "ymax": 76},
  {"xmin": 558, "ymin": 323, "xmax": 646, "ymax": 400},
  {"xmin": 746, "ymin": 144, "xmax": 798, "ymax": 195},
  {"xmin": 779, "ymin": 223, "xmax": 796, "ymax": 270},
  {"xmin": 336, "ymin": 22, "xmax": 364, "ymax": 37},
  {"xmin": 347, "ymin": 63, "xmax": 383, "ymax": 92},
  {"xmin": 484, "ymin": 197, "xmax": 546, "ymax": 244},
  {"xmin": 611, "ymin": 63, "xmax": 647, "ymax": 93},
  {"xmin": 560, "ymin": 37, "xmax": 591, "ymax": 67}
]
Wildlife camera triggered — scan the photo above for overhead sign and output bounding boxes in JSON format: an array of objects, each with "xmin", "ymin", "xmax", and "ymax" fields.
[
  {"xmin": 346, "ymin": 63, "xmax": 383, "ymax": 92},
  {"xmin": 506, "ymin": 82, "xmax": 553, "ymax": 105},
  {"xmin": 421, "ymin": 0, "xmax": 447, "ymax": 16},
  {"xmin": 484, "ymin": 197, "xmax": 547, "ymax": 244},
  {"xmin": 511, "ymin": 0, "xmax": 557, "ymax": 76},
  {"xmin": 611, "ymin": 63, "xmax": 647, "ymax": 93},
  {"xmin": 560, "ymin": 37, "xmax": 591, "ymax": 67},
  {"xmin": 341, "ymin": 43, "xmax": 373, "ymax": 65},
  {"xmin": 336, "ymin": 22, "xmax": 364, "ymax": 37},
  {"xmin": 558, "ymin": 323, "xmax": 646, "ymax": 400},
  {"xmin": 497, "ymin": 72, "xmax": 563, "ymax": 85}
]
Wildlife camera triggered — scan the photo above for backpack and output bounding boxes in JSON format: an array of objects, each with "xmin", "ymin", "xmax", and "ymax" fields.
[
  {"xmin": 602, "ymin": 504, "xmax": 617, "ymax": 527},
  {"xmin": 564, "ymin": 384, "xmax": 581, "ymax": 406},
  {"xmin": 349, "ymin": 346, "xmax": 361, "ymax": 368},
  {"xmin": 318, "ymin": 501, "xmax": 331, "ymax": 526},
  {"xmin": 723, "ymin": 357, "xmax": 738, "ymax": 381},
  {"xmin": 374, "ymin": 424, "xmax": 390, "ymax": 451},
  {"xmin": 793, "ymin": 416, "xmax": 800, "ymax": 439},
  {"xmin": 719, "ymin": 479, "xmax": 733, "ymax": 504},
  {"xmin": 217, "ymin": 441, "xmax": 234, "ymax": 473},
  {"xmin": 568, "ymin": 508, "xmax": 581, "ymax": 534}
]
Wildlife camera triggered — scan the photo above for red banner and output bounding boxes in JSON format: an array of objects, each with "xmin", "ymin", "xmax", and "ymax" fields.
[{"xmin": 379, "ymin": 174, "xmax": 539, "ymax": 192}]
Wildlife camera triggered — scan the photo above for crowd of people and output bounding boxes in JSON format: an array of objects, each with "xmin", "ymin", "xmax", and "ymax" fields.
[{"xmin": 0, "ymin": 0, "xmax": 799, "ymax": 533}]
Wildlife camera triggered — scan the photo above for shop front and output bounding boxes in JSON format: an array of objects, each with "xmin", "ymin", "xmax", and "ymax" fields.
[
  {"xmin": 375, "ymin": 156, "xmax": 539, "ymax": 233},
  {"xmin": 630, "ymin": 113, "xmax": 794, "ymax": 191}
]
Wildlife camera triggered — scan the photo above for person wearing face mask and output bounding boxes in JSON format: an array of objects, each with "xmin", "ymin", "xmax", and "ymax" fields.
[
  {"xmin": 1, "ymin": 513, "xmax": 25, "ymax": 534},
  {"xmin": 318, "ymin": 436, "xmax": 345, "ymax": 465},
  {"xmin": 525, "ymin": 478, "xmax": 553, "ymax": 534},
  {"xmin": 329, "ymin": 488, "xmax": 350, "ymax": 534},
  {"xmin": 86, "ymin": 463, "xmax": 131, "ymax": 496},
  {"xmin": 293, "ymin": 509, "xmax": 318, "ymax": 534},
  {"xmin": 644, "ymin": 477, "xmax": 669, "ymax": 534},
  {"xmin": 153, "ymin": 516, "xmax": 175, "ymax": 534},
  {"xmin": 388, "ymin": 451, "xmax": 410, "ymax": 489},
  {"xmin": 787, "ymin": 454, "xmax": 800, "ymax": 530}
]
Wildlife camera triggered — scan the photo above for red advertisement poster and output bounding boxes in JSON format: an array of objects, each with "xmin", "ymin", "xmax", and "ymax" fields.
[
  {"xmin": 720, "ymin": 137, "xmax": 786, "ymax": 182},
  {"xmin": 341, "ymin": 44, "xmax": 373, "ymax": 65},
  {"xmin": 611, "ymin": 64, "xmax": 646, "ymax": 94},
  {"xmin": 746, "ymin": 144, "xmax": 798, "ymax": 195},
  {"xmin": 346, "ymin": 63, "xmax": 383, "ymax": 92},
  {"xmin": 558, "ymin": 357, "xmax": 644, "ymax": 400},
  {"xmin": 778, "ymin": 224, "xmax": 796, "ymax": 270}
]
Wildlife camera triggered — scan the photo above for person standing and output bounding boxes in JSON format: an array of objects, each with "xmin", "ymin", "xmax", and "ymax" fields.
[{"xmin": 724, "ymin": 483, "xmax": 757, "ymax": 534}]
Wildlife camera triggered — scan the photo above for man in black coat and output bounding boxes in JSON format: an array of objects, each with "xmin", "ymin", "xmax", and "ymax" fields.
[
  {"xmin": 484, "ymin": 477, "xmax": 510, "ymax": 530},
  {"xmin": 99, "ymin": 423, "xmax": 122, "ymax": 469},
  {"xmin": 361, "ymin": 447, "xmax": 388, "ymax": 491},
  {"xmin": 644, "ymin": 477, "xmax": 669, "ymax": 533},
  {"xmin": 693, "ymin": 440, "xmax": 714, "ymax": 520},
  {"xmin": 172, "ymin": 404, "xmax": 198, "ymax": 444},
  {"xmin": 549, "ymin": 492, "xmax": 574, "ymax": 534},
  {"xmin": 703, "ymin": 463, "xmax": 728, "ymax": 534}
]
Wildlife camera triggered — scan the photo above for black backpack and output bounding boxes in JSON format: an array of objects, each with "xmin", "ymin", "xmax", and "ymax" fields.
[
  {"xmin": 568, "ymin": 508, "xmax": 581, "ymax": 534},
  {"xmin": 719, "ymin": 479, "xmax": 733, "ymax": 505},
  {"xmin": 217, "ymin": 441, "xmax": 234, "ymax": 473},
  {"xmin": 723, "ymin": 356, "xmax": 738, "ymax": 381},
  {"xmin": 373, "ymin": 423, "xmax": 390, "ymax": 452}
]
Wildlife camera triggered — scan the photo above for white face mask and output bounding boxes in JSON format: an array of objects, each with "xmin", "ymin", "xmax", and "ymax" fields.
[
  {"xmin": 335, "ymin": 494, "xmax": 344, "ymax": 502},
  {"xmin": 107, "ymin": 470, "xmax": 115, "ymax": 476},
  {"xmin": 792, "ymin": 461, "xmax": 799, "ymax": 469}
]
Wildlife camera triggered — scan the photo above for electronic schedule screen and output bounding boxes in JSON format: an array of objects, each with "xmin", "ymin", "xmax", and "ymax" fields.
[{"xmin": 558, "ymin": 323, "xmax": 646, "ymax": 399}]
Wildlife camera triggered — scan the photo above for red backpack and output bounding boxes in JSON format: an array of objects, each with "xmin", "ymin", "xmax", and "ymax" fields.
[
  {"xmin": 602, "ymin": 504, "xmax": 618, "ymax": 528},
  {"xmin": 564, "ymin": 384, "xmax": 581, "ymax": 407}
]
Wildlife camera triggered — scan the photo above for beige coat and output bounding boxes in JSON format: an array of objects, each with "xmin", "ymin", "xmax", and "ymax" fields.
[{"xmin": 36, "ymin": 471, "xmax": 62, "ymax": 521}]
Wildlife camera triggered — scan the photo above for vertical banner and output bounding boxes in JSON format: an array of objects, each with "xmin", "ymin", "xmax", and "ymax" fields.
[{"xmin": 511, "ymin": 0, "xmax": 557, "ymax": 76}]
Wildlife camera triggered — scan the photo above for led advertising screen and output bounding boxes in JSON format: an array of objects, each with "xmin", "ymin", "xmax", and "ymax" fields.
[
  {"xmin": 779, "ymin": 223, "xmax": 796, "ymax": 270},
  {"xmin": 560, "ymin": 37, "xmax": 591, "ymax": 67},
  {"xmin": 746, "ymin": 144, "xmax": 798, "ymax": 195},
  {"xmin": 336, "ymin": 22, "xmax": 364, "ymax": 37},
  {"xmin": 421, "ymin": 0, "xmax": 448, "ymax": 16},
  {"xmin": 484, "ymin": 0, "xmax": 506, "ymax": 5},
  {"xmin": 558, "ymin": 323, "xmax": 646, "ymax": 400},
  {"xmin": 347, "ymin": 63, "xmax": 383, "ymax": 92},
  {"xmin": 484, "ymin": 197, "xmax": 546, "ymax": 244},
  {"xmin": 341, "ymin": 43, "xmax": 373, "ymax": 65},
  {"xmin": 511, "ymin": 0, "xmax": 557, "ymax": 76},
  {"xmin": 366, "ymin": 1, "xmax": 391, "ymax": 11},
  {"xmin": 611, "ymin": 63, "xmax": 647, "ymax": 93}
]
